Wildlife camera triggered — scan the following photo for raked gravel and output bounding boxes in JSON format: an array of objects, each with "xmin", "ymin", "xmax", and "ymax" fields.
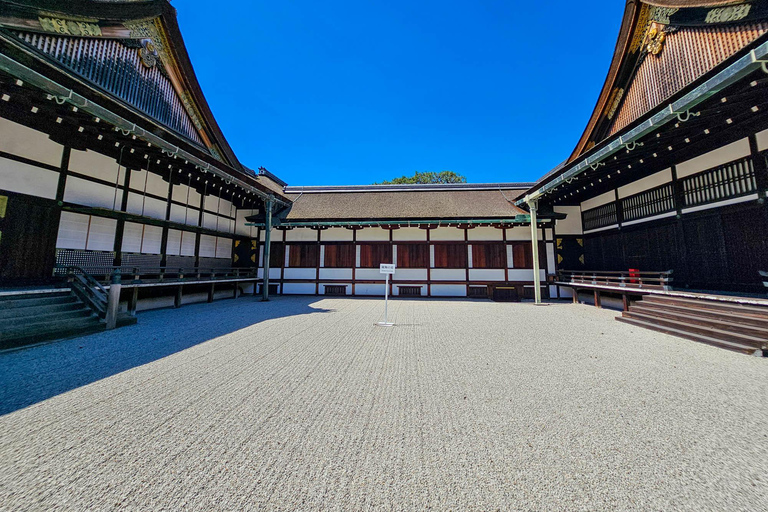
[{"xmin": 0, "ymin": 296, "xmax": 766, "ymax": 511}]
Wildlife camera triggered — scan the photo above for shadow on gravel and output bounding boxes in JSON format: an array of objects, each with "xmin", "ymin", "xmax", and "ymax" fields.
[{"xmin": 0, "ymin": 296, "xmax": 331, "ymax": 416}]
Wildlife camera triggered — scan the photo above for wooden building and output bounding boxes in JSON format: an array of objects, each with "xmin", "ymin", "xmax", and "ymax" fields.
[
  {"xmin": 0, "ymin": 1, "xmax": 291, "ymax": 315},
  {"xmin": 521, "ymin": 0, "xmax": 768, "ymax": 296},
  {"xmin": 247, "ymin": 182, "xmax": 558, "ymax": 300}
]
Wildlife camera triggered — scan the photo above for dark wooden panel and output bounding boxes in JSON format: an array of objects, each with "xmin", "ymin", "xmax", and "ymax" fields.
[
  {"xmin": 397, "ymin": 244, "xmax": 428, "ymax": 268},
  {"xmin": 721, "ymin": 206, "xmax": 768, "ymax": 291},
  {"xmin": 324, "ymin": 244, "xmax": 355, "ymax": 268},
  {"xmin": 0, "ymin": 192, "xmax": 60, "ymax": 286},
  {"xmin": 434, "ymin": 243, "xmax": 467, "ymax": 269},
  {"xmin": 288, "ymin": 243, "xmax": 319, "ymax": 268},
  {"xmin": 472, "ymin": 243, "xmax": 506, "ymax": 269},
  {"xmin": 268, "ymin": 242, "xmax": 284, "ymax": 268},
  {"xmin": 684, "ymin": 214, "xmax": 728, "ymax": 290},
  {"xmin": 359, "ymin": 244, "xmax": 392, "ymax": 268}
]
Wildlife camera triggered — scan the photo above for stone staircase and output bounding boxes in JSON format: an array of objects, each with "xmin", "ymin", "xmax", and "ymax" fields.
[
  {"xmin": 617, "ymin": 295, "xmax": 768, "ymax": 356},
  {"xmin": 0, "ymin": 290, "xmax": 105, "ymax": 350}
]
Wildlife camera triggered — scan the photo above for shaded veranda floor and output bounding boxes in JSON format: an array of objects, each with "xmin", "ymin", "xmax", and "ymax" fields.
[{"xmin": 1, "ymin": 296, "xmax": 766, "ymax": 510}]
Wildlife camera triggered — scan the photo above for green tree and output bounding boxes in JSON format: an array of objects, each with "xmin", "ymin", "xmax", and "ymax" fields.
[{"xmin": 376, "ymin": 171, "xmax": 467, "ymax": 185}]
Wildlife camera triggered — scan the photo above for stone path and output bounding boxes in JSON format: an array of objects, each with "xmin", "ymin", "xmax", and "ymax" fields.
[{"xmin": 1, "ymin": 296, "xmax": 766, "ymax": 510}]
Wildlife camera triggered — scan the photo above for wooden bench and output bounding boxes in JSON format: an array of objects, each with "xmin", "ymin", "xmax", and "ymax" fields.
[{"xmin": 557, "ymin": 270, "xmax": 673, "ymax": 310}]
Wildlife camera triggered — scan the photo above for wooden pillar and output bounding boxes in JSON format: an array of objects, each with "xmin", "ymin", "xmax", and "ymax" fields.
[
  {"xmin": 174, "ymin": 285, "xmax": 183, "ymax": 308},
  {"xmin": 261, "ymin": 198, "xmax": 274, "ymax": 301},
  {"xmin": 208, "ymin": 283, "xmax": 215, "ymax": 303},
  {"xmin": 160, "ymin": 168, "xmax": 175, "ymax": 268},
  {"xmin": 749, "ymin": 134, "xmax": 768, "ymax": 199},
  {"xmin": 128, "ymin": 287, "xmax": 138, "ymax": 316},
  {"xmin": 351, "ymin": 228, "xmax": 357, "ymax": 296},
  {"xmin": 113, "ymin": 167, "xmax": 132, "ymax": 267},
  {"xmin": 622, "ymin": 293, "xmax": 629, "ymax": 312},
  {"xmin": 594, "ymin": 289, "xmax": 601, "ymax": 308},
  {"xmin": 315, "ymin": 228, "xmax": 321, "ymax": 295},
  {"xmin": 55, "ymin": 146, "xmax": 71, "ymax": 203}
]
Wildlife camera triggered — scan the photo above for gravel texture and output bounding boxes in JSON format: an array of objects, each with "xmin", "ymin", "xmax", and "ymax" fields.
[{"xmin": 0, "ymin": 296, "xmax": 766, "ymax": 511}]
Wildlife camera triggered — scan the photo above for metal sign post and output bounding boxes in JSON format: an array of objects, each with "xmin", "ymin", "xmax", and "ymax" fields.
[{"xmin": 377, "ymin": 264, "xmax": 396, "ymax": 326}]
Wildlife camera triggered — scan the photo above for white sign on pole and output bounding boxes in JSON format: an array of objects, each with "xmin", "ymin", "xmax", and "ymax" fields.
[{"xmin": 377, "ymin": 264, "xmax": 395, "ymax": 326}]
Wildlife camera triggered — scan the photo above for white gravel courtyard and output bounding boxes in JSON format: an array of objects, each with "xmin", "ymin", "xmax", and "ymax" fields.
[{"xmin": 1, "ymin": 296, "xmax": 766, "ymax": 510}]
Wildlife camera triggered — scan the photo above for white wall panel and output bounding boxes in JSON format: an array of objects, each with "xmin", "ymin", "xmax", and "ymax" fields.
[
  {"xmin": 321, "ymin": 228, "xmax": 354, "ymax": 241},
  {"xmin": 69, "ymin": 149, "xmax": 122, "ymax": 183},
  {"xmin": 259, "ymin": 228, "xmax": 281, "ymax": 242},
  {"xmin": 284, "ymin": 268, "xmax": 316, "ymax": 280},
  {"xmin": 86, "ymin": 216, "xmax": 116, "ymax": 251},
  {"xmin": 257, "ymin": 268, "xmax": 282, "ymax": 279},
  {"xmin": 285, "ymin": 228, "xmax": 318, "ymax": 242},
  {"xmin": 355, "ymin": 284, "xmax": 385, "ymax": 296},
  {"xmin": 56, "ymin": 211, "xmax": 89, "ymax": 249},
  {"xmin": 319, "ymin": 268, "xmax": 353, "ymax": 280},
  {"xmin": 468, "ymin": 269, "xmax": 505, "ymax": 281},
  {"xmin": 166, "ymin": 229, "xmax": 182, "ymax": 256},
  {"xmin": 0, "ymin": 117, "xmax": 62, "ymax": 166},
  {"xmin": 553, "ymin": 207, "xmax": 582, "ymax": 235},
  {"xmin": 180, "ymin": 231, "xmax": 196, "ymax": 256},
  {"xmin": 216, "ymin": 237, "xmax": 232, "ymax": 259},
  {"xmin": 203, "ymin": 212, "xmax": 218, "ymax": 230},
  {"xmin": 467, "ymin": 227, "xmax": 503, "ymax": 241},
  {"xmin": 355, "ymin": 269, "xmax": 383, "ymax": 280},
  {"xmin": 122, "ymin": 222, "xmax": 144, "ymax": 253},
  {"xmin": 431, "ymin": 269, "xmax": 465, "ymax": 281},
  {"xmin": 169, "ymin": 203, "xmax": 188, "ymax": 224},
  {"xmin": 356, "ymin": 228, "xmax": 390, "ymax": 241},
  {"xmin": 580, "ymin": 190, "xmax": 615, "ymax": 211},
  {"xmin": 235, "ymin": 209, "xmax": 257, "ymax": 237},
  {"xmin": 394, "ymin": 269, "xmax": 427, "ymax": 280},
  {"xmin": 430, "ymin": 227, "xmax": 464, "ymax": 241},
  {"xmin": 676, "ymin": 138, "xmax": 750, "ymax": 178},
  {"xmin": 618, "ymin": 169, "xmax": 672, "ymax": 198},
  {"xmin": 282, "ymin": 283, "xmax": 315, "ymax": 294},
  {"xmin": 65, "ymin": 176, "xmax": 121, "ymax": 209},
  {"xmin": 142, "ymin": 225, "xmax": 163, "ymax": 254},
  {"xmin": 392, "ymin": 227, "xmax": 426, "ymax": 241},
  {"xmin": 757, "ymin": 128, "xmax": 768, "ymax": 151},
  {"xmin": 204, "ymin": 193, "xmax": 221, "ymax": 212},
  {"xmin": 199, "ymin": 234, "xmax": 216, "ymax": 257},
  {"xmin": 0, "ymin": 156, "xmax": 58, "ymax": 199},
  {"xmin": 431, "ymin": 284, "xmax": 467, "ymax": 297},
  {"xmin": 504, "ymin": 227, "xmax": 531, "ymax": 240}
]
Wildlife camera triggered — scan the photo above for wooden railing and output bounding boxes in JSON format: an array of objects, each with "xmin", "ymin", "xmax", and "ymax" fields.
[
  {"xmin": 558, "ymin": 270, "xmax": 674, "ymax": 291},
  {"xmin": 64, "ymin": 266, "xmax": 259, "ymax": 285},
  {"xmin": 58, "ymin": 265, "xmax": 108, "ymax": 319}
]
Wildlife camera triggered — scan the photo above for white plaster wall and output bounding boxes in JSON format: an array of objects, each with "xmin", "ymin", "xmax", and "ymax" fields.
[
  {"xmin": 199, "ymin": 234, "xmax": 216, "ymax": 258},
  {"xmin": 86, "ymin": 216, "xmax": 116, "ymax": 251},
  {"xmin": 180, "ymin": 231, "xmax": 196, "ymax": 256},
  {"xmin": 506, "ymin": 246, "xmax": 514, "ymax": 268},
  {"xmin": 122, "ymin": 222, "xmax": 144, "ymax": 253},
  {"xmin": 392, "ymin": 227, "xmax": 427, "ymax": 241},
  {"xmin": 166, "ymin": 229, "xmax": 182, "ymax": 256},
  {"xmin": 394, "ymin": 269, "xmax": 427, "ymax": 280},
  {"xmin": 504, "ymin": 227, "xmax": 531, "ymax": 241},
  {"xmin": 259, "ymin": 228, "xmax": 282, "ymax": 242},
  {"xmin": 321, "ymin": 228, "xmax": 354, "ymax": 241},
  {"xmin": 235, "ymin": 209, "xmax": 257, "ymax": 237},
  {"xmin": 64, "ymin": 176, "xmax": 121, "ymax": 209},
  {"xmin": 203, "ymin": 212, "xmax": 218, "ymax": 230},
  {"xmin": 507, "ymin": 269, "xmax": 545, "ymax": 281},
  {"xmin": 546, "ymin": 243, "xmax": 556, "ymax": 274},
  {"xmin": 617, "ymin": 169, "xmax": 672, "ymax": 198},
  {"xmin": 0, "ymin": 156, "xmax": 58, "ymax": 199},
  {"xmin": 285, "ymin": 228, "xmax": 318, "ymax": 242},
  {"xmin": 126, "ymin": 192, "xmax": 166, "ymax": 220},
  {"xmin": 319, "ymin": 268, "xmax": 353, "ymax": 280},
  {"xmin": 553, "ymin": 206, "xmax": 582, "ymax": 235},
  {"xmin": 257, "ymin": 268, "xmax": 282, "ymax": 279},
  {"xmin": 56, "ymin": 211, "xmax": 89, "ymax": 249},
  {"xmin": 431, "ymin": 284, "xmax": 467, "ymax": 297},
  {"xmin": 0, "ymin": 117, "xmax": 62, "ymax": 166},
  {"xmin": 355, "ymin": 284, "xmax": 385, "ymax": 295},
  {"xmin": 215, "ymin": 237, "xmax": 232, "ymax": 259},
  {"xmin": 356, "ymin": 228, "xmax": 390, "ymax": 241},
  {"xmin": 676, "ymin": 138, "xmax": 750, "ymax": 178},
  {"xmin": 141, "ymin": 225, "xmax": 163, "ymax": 254},
  {"xmin": 282, "ymin": 283, "xmax": 315, "ymax": 294},
  {"xmin": 580, "ymin": 190, "xmax": 615, "ymax": 211},
  {"xmin": 284, "ymin": 268, "xmax": 316, "ymax": 280},
  {"xmin": 355, "ymin": 269, "xmax": 384, "ymax": 280},
  {"xmin": 757, "ymin": 128, "xmax": 768, "ymax": 151},
  {"xmin": 431, "ymin": 269, "xmax": 465, "ymax": 281},
  {"xmin": 467, "ymin": 227, "xmax": 503, "ymax": 241},
  {"xmin": 468, "ymin": 269, "xmax": 505, "ymax": 281},
  {"xmin": 69, "ymin": 149, "xmax": 123, "ymax": 183},
  {"xmin": 430, "ymin": 227, "xmax": 464, "ymax": 241},
  {"xmin": 169, "ymin": 203, "xmax": 192, "ymax": 225}
]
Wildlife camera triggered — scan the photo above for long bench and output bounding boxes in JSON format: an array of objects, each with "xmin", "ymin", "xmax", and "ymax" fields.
[{"xmin": 556, "ymin": 270, "xmax": 673, "ymax": 310}]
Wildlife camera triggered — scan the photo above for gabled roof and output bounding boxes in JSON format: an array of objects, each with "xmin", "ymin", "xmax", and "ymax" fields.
[
  {"xmin": 0, "ymin": 0, "xmax": 245, "ymax": 173},
  {"xmin": 568, "ymin": 0, "xmax": 768, "ymax": 162},
  {"xmin": 283, "ymin": 184, "xmax": 530, "ymax": 222}
]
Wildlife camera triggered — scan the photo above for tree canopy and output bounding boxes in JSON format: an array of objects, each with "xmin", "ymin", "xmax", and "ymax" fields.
[{"xmin": 376, "ymin": 171, "xmax": 467, "ymax": 185}]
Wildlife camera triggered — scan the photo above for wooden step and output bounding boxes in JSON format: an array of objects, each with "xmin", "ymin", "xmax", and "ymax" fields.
[
  {"xmin": 629, "ymin": 304, "xmax": 768, "ymax": 338},
  {"xmin": 642, "ymin": 295, "xmax": 768, "ymax": 318},
  {"xmin": 621, "ymin": 311, "xmax": 768, "ymax": 351},
  {"xmin": 633, "ymin": 301, "xmax": 768, "ymax": 329},
  {"xmin": 0, "ymin": 294, "xmax": 78, "ymax": 309},
  {"xmin": 0, "ymin": 316, "xmax": 104, "ymax": 350},
  {"xmin": 616, "ymin": 316, "xmax": 765, "ymax": 356},
  {"xmin": 0, "ymin": 300, "xmax": 84, "ymax": 320},
  {"xmin": 0, "ymin": 307, "xmax": 92, "ymax": 329}
]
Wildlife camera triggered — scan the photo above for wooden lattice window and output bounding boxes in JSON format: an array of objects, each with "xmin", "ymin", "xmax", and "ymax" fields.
[
  {"xmin": 359, "ymin": 244, "xmax": 392, "ymax": 268},
  {"xmin": 682, "ymin": 157, "xmax": 756, "ymax": 208},
  {"xmin": 288, "ymin": 243, "xmax": 319, "ymax": 268},
  {"xmin": 397, "ymin": 244, "xmax": 429, "ymax": 268},
  {"xmin": 621, "ymin": 183, "xmax": 675, "ymax": 222},
  {"xmin": 398, "ymin": 286, "xmax": 422, "ymax": 296},
  {"xmin": 582, "ymin": 202, "xmax": 618, "ymax": 231},
  {"xmin": 433, "ymin": 244, "xmax": 467, "ymax": 268},
  {"xmin": 472, "ymin": 243, "xmax": 506, "ymax": 269},
  {"xmin": 324, "ymin": 244, "xmax": 355, "ymax": 268}
]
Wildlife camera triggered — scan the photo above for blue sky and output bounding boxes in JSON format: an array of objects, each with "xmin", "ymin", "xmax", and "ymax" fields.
[{"xmin": 177, "ymin": 1, "xmax": 625, "ymax": 185}]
